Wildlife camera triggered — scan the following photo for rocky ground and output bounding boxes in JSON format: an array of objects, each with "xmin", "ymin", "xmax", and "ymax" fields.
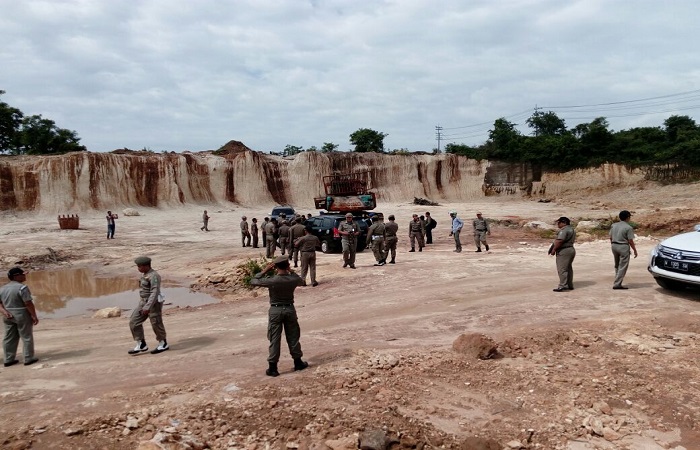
[{"xmin": 1, "ymin": 181, "xmax": 700, "ymax": 450}]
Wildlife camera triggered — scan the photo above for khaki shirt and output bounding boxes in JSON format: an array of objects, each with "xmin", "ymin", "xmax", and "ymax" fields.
[
  {"xmin": 240, "ymin": 220, "xmax": 249, "ymax": 232},
  {"xmin": 473, "ymin": 218, "xmax": 489, "ymax": 232},
  {"xmin": 295, "ymin": 234, "xmax": 321, "ymax": 252},
  {"xmin": 251, "ymin": 222, "xmax": 258, "ymax": 234},
  {"xmin": 289, "ymin": 223, "xmax": 306, "ymax": 242},
  {"xmin": 556, "ymin": 225, "xmax": 576, "ymax": 249},
  {"xmin": 264, "ymin": 221, "xmax": 277, "ymax": 236},
  {"xmin": 0, "ymin": 281, "xmax": 33, "ymax": 310},
  {"xmin": 367, "ymin": 222, "xmax": 386, "ymax": 245},
  {"xmin": 251, "ymin": 272, "xmax": 304, "ymax": 305},
  {"xmin": 338, "ymin": 220, "xmax": 359, "ymax": 242},
  {"xmin": 408, "ymin": 219, "xmax": 424, "ymax": 234},
  {"xmin": 610, "ymin": 221, "xmax": 634, "ymax": 244},
  {"xmin": 278, "ymin": 223, "xmax": 290, "ymax": 238},
  {"xmin": 139, "ymin": 269, "xmax": 161, "ymax": 311},
  {"xmin": 385, "ymin": 221, "xmax": 399, "ymax": 238}
]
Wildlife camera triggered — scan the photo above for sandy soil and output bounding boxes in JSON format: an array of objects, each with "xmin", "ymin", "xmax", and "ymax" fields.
[{"xmin": 1, "ymin": 190, "xmax": 700, "ymax": 450}]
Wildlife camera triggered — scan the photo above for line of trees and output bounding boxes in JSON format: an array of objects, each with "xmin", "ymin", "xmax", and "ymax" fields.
[
  {"xmin": 445, "ymin": 111, "xmax": 700, "ymax": 171},
  {"xmin": 0, "ymin": 91, "xmax": 86, "ymax": 155}
]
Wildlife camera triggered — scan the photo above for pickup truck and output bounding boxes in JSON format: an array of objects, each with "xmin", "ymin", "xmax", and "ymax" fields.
[{"xmin": 270, "ymin": 206, "xmax": 296, "ymax": 222}]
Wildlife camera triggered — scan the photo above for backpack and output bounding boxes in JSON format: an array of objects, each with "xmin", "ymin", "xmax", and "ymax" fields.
[{"xmin": 429, "ymin": 218, "xmax": 437, "ymax": 229}]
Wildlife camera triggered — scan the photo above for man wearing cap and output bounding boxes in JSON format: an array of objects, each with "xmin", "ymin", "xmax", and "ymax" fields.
[
  {"xmin": 1, "ymin": 267, "xmax": 39, "ymax": 367},
  {"xmin": 449, "ymin": 211, "xmax": 463, "ymax": 253},
  {"xmin": 250, "ymin": 255, "xmax": 308, "ymax": 377},
  {"xmin": 408, "ymin": 214, "xmax": 425, "ymax": 252},
  {"xmin": 610, "ymin": 210, "xmax": 638, "ymax": 290},
  {"xmin": 288, "ymin": 219, "xmax": 307, "ymax": 268},
  {"xmin": 384, "ymin": 215, "xmax": 399, "ymax": 264},
  {"xmin": 472, "ymin": 212, "xmax": 491, "ymax": 252},
  {"xmin": 294, "ymin": 227, "xmax": 321, "ymax": 286},
  {"xmin": 367, "ymin": 215, "xmax": 387, "ymax": 265},
  {"xmin": 251, "ymin": 218, "xmax": 259, "ymax": 248},
  {"xmin": 338, "ymin": 213, "xmax": 360, "ymax": 269},
  {"xmin": 264, "ymin": 218, "xmax": 278, "ymax": 258},
  {"xmin": 201, "ymin": 210, "xmax": 210, "ymax": 232},
  {"xmin": 128, "ymin": 257, "xmax": 168, "ymax": 355},
  {"xmin": 549, "ymin": 217, "xmax": 576, "ymax": 292},
  {"xmin": 240, "ymin": 216, "xmax": 251, "ymax": 247},
  {"xmin": 278, "ymin": 219, "xmax": 291, "ymax": 256}
]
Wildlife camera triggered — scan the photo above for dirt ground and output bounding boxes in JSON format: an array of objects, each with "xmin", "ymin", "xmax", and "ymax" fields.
[{"xmin": 1, "ymin": 183, "xmax": 700, "ymax": 450}]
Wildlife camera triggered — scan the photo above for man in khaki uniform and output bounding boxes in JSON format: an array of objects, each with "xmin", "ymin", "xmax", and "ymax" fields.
[
  {"xmin": 251, "ymin": 218, "xmax": 259, "ymax": 248},
  {"xmin": 610, "ymin": 210, "xmax": 638, "ymax": 290},
  {"xmin": 201, "ymin": 210, "xmax": 210, "ymax": 231},
  {"xmin": 1, "ymin": 267, "xmax": 39, "ymax": 367},
  {"xmin": 384, "ymin": 215, "xmax": 399, "ymax": 264},
  {"xmin": 128, "ymin": 256, "xmax": 168, "ymax": 355},
  {"xmin": 472, "ymin": 211, "xmax": 491, "ymax": 252},
  {"xmin": 408, "ymin": 214, "xmax": 425, "ymax": 252},
  {"xmin": 294, "ymin": 227, "xmax": 321, "ymax": 286},
  {"xmin": 278, "ymin": 220, "xmax": 291, "ymax": 256},
  {"xmin": 262, "ymin": 217, "xmax": 269, "ymax": 245},
  {"xmin": 549, "ymin": 217, "xmax": 576, "ymax": 292},
  {"xmin": 265, "ymin": 218, "xmax": 278, "ymax": 258},
  {"xmin": 338, "ymin": 213, "xmax": 360, "ymax": 269},
  {"xmin": 366, "ymin": 215, "xmax": 387, "ymax": 266},
  {"xmin": 240, "ymin": 216, "xmax": 251, "ymax": 247},
  {"xmin": 288, "ymin": 219, "xmax": 307, "ymax": 267}
]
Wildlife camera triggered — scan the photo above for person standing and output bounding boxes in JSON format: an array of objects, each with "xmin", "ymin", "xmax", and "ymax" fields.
[
  {"xmin": 278, "ymin": 220, "xmax": 291, "ymax": 256},
  {"xmin": 294, "ymin": 227, "xmax": 321, "ymax": 286},
  {"xmin": 384, "ymin": 215, "xmax": 399, "ymax": 264},
  {"xmin": 367, "ymin": 215, "xmax": 387, "ymax": 265},
  {"xmin": 549, "ymin": 217, "xmax": 576, "ymax": 292},
  {"xmin": 610, "ymin": 210, "xmax": 638, "ymax": 290},
  {"xmin": 251, "ymin": 218, "xmax": 259, "ymax": 248},
  {"xmin": 128, "ymin": 256, "xmax": 168, "ymax": 355},
  {"xmin": 201, "ymin": 210, "xmax": 210, "ymax": 231},
  {"xmin": 106, "ymin": 211, "xmax": 119, "ymax": 239},
  {"xmin": 449, "ymin": 211, "xmax": 463, "ymax": 253},
  {"xmin": 262, "ymin": 217, "xmax": 269, "ymax": 246},
  {"xmin": 425, "ymin": 212, "xmax": 437, "ymax": 244},
  {"xmin": 265, "ymin": 218, "xmax": 278, "ymax": 258},
  {"xmin": 338, "ymin": 213, "xmax": 360, "ymax": 269},
  {"xmin": 289, "ymin": 219, "xmax": 307, "ymax": 267},
  {"xmin": 250, "ymin": 256, "xmax": 308, "ymax": 377},
  {"xmin": 1, "ymin": 267, "xmax": 39, "ymax": 367},
  {"xmin": 472, "ymin": 211, "xmax": 491, "ymax": 252},
  {"xmin": 240, "ymin": 216, "xmax": 251, "ymax": 247},
  {"xmin": 408, "ymin": 214, "xmax": 425, "ymax": 252}
]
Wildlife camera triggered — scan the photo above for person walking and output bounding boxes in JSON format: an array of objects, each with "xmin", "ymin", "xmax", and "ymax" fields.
[
  {"xmin": 408, "ymin": 214, "xmax": 425, "ymax": 252},
  {"xmin": 338, "ymin": 213, "xmax": 360, "ymax": 269},
  {"xmin": 106, "ymin": 210, "xmax": 119, "ymax": 239},
  {"xmin": 610, "ymin": 210, "xmax": 638, "ymax": 289},
  {"xmin": 384, "ymin": 215, "xmax": 399, "ymax": 264},
  {"xmin": 288, "ymin": 219, "xmax": 307, "ymax": 267},
  {"xmin": 250, "ymin": 256, "xmax": 309, "ymax": 377},
  {"xmin": 472, "ymin": 211, "xmax": 491, "ymax": 252},
  {"xmin": 1, "ymin": 267, "xmax": 39, "ymax": 367},
  {"xmin": 367, "ymin": 215, "xmax": 387, "ymax": 265},
  {"xmin": 251, "ymin": 218, "xmax": 259, "ymax": 248},
  {"xmin": 549, "ymin": 217, "xmax": 576, "ymax": 292},
  {"xmin": 278, "ymin": 220, "xmax": 291, "ymax": 256},
  {"xmin": 294, "ymin": 227, "xmax": 321, "ymax": 286},
  {"xmin": 265, "ymin": 218, "xmax": 278, "ymax": 258},
  {"xmin": 240, "ymin": 216, "xmax": 251, "ymax": 247},
  {"xmin": 128, "ymin": 256, "xmax": 169, "ymax": 355},
  {"xmin": 201, "ymin": 210, "xmax": 210, "ymax": 231},
  {"xmin": 425, "ymin": 212, "xmax": 437, "ymax": 244},
  {"xmin": 449, "ymin": 211, "xmax": 463, "ymax": 252}
]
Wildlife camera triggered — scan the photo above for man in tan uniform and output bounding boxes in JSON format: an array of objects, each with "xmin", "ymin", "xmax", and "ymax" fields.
[
  {"xmin": 609, "ymin": 210, "xmax": 638, "ymax": 290},
  {"xmin": 366, "ymin": 215, "xmax": 387, "ymax": 266},
  {"xmin": 265, "ymin": 218, "xmax": 278, "ymax": 258},
  {"xmin": 201, "ymin": 210, "xmax": 210, "ymax": 231},
  {"xmin": 288, "ymin": 219, "xmax": 307, "ymax": 267},
  {"xmin": 251, "ymin": 218, "xmax": 259, "ymax": 248},
  {"xmin": 338, "ymin": 213, "xmax": 360, "ymax": 269},
  {"xmin": 472, "ymin": 212, "xmax": 491, "ymax": 252},
  {"xmin": 549, "ymin": 217, "xmax": 576, "ymax": 292},
  {"xmin": 408, "ymin": 214, "xmax": 425, "ymax": 252},
  {"xmin": 128, "ymin": 256, "xmax": 168, "ymax": 355},
  {"xmin": 278, "ymin": 220, "xmax": 291, "ymax": 256},
  {"xmin": 240, "ymin": 216, "xmax": 251, "ymax": 247},
  {"xmin": 1, "ymin": 267, "xmax": 39, "ymax": 366},
  {"xmin": 294, "ymin": 227, "xmax": 321, "ymax": 286},
  {"xmin": 384, "ymin": 215, "xmax": 399, "ymax": 264}
]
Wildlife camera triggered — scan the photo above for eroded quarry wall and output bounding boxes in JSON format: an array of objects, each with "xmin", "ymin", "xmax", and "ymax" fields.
[{"xmin": 0, "ymin": 151, "xmax": 644, "ymax": 213}]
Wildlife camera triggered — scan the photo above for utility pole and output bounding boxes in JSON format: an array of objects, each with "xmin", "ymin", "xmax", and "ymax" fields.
[{"xmin": 435, "ymin": 125, "xmax": 443, "ymax": 153}]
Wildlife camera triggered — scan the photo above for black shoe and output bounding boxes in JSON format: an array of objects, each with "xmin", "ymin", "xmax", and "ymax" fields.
[
  {"xmin": 613, "ymin": 286, "xmax": 629, "ymax": 290},
  {"xmin": 266, "ymin": 363, "xmax": 280, "ymax": 377},
  {"xmin": 389, "ymin": 259, "xmax": 395, "ymax": 264},
  {"xmin": 293, "ymin": 359, "xmax": 309, "ymax": 371},
  {"xmin": 418, "ymin": 247, "xmax": 423, "ymax": 252},
  {"xmin": 3, "ymin": 359, "xmax": 19, "ymax": 367},
  {"xmin": 128, "ymin": 341, "xmax": 148, "ymax": 355},
  {"xmin": 374, "ymin": 263, "xmax": 381, "ymax": 266},
  {"xmin": 150, "ymin": 340, "xmax": 169, "ymax": 354},
  {"xmin": 409, "ymin": 248, "xmax": 415, "ymax": 252},
  {"xmin": 378, "ymin": 260, "xmax": 386, "ymax": 266},
  {"xmin": 485, "ymin": 245, "xmax": 489, "ymax": 251},
  {"xmin": 475, "ymin": 248, "xmax": 482, "ymax": 252},
  {"xmin": 312, "ymin": 281, "xmax": 318, "ymax": 287},
  {"xmin": 294, "ymin": 263, "xmax": 298, "ymax": 268},
  {"xmin": 350, "ymin": 265, "xmax": 356, "ymax": 269},
  {"xmin": 24, "ymin": 358, "xmax": 39, "ymax": 366},
  {"xmin": 553, "ymin": 288, "xmax": 567, "ymax": 292},
  {"xmin": 343, "ymin": 263, "xmax": 348, "ymax": 268}
]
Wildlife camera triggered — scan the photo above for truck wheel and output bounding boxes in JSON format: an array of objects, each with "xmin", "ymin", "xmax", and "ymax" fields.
[{"xmin": 321, "ymin": 240, "xmax": 331, "ymax": 254}]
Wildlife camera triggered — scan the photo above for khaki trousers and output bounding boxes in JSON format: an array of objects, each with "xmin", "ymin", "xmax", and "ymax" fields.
[
  {"xmin": 300, "ymin": 251, "xmax": 317, "ymax": 284},
  {"xmin": 612, "ymin": 243, "xmax": 631, "ymax": 287},
  {"xmin": 3, "ymin": 309, "xmax": 34, "ymax": 364},
  {"xmin": 267, "ymin": 305, "xmax": 303, "ymax": 364},
  {"xmin": 556, "ymin": 247, "xmax": 576, "ymax": 289},
  {"xmin": 342, "ymin": 239, "xmax": 357, "ymax": 266},
  {"xmin": 129, "ymin": 299, "xmax": 166, "ymax": 342}
]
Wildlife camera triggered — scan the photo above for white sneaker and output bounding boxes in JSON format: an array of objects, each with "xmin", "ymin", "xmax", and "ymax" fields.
[
  {"xmin": 128, "ymin": 341, "xmax": 148, "ymax": 354},
  {"xmin": 150, "ymin": 340, "xmax": 169, "ymax": 354}
]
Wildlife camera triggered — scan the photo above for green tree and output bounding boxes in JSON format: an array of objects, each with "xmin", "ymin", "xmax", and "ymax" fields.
[
  {"xmin": 349, "ymin": 128, "xmax": 387, "ymax": 153},
  {"xmin": 526, "ymin": 111, "xmax": 567, "ymax": 136},
  {"xmin": 321, "ymin": 142, "xmax": 339, "ymax": 153},
  {"xmin": 282, "ymin": 144, "xmax": 303, "ymax": 157},
  {"xmin": 0, "ymin": 90, "xmax": 24, "ymax": 153}
]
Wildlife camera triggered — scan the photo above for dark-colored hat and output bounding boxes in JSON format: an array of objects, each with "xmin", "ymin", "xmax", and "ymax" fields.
[
  {"xmin": 7, "ymin": 267, "xmax": 25, "ymax": 279},
  {"xmin": 619, "ymin": 210, "xmax": 632, "ymax": 220},
  {"xmin": 134, "ymin": 256, "xmax": 152, "ymax": 265},
  {"xmin": 273, "ymin": 255, "xmax": 289, "ymax": 264},
  {"xmin": 388, "ymin": 215, "xmax": 395, "ymax": 220},
  {"xmin": 556, "ymin": 217, "xmax": 570, "ymax": 225}
]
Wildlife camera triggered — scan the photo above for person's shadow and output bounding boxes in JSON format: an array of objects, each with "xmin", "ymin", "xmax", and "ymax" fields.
[{"xmin": 172, "ymin": 336, "xmax": 217, "ymax": 353}]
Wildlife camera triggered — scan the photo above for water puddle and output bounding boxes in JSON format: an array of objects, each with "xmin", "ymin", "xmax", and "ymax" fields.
[{"xmin": 1, "ymin": 268, "xmax": 217, "ymax": 319}]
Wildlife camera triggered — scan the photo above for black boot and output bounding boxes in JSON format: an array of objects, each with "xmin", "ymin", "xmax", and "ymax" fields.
[
  {"xmin": 266, "ymin": 362, "xmax": 280, "ymax": 377},
  {"xmin": 408, "ymin": 248, "xmax": 415, "ymax": 252},
  {"xmin": 293, "ymin": 358, "xmax": 309, "ymax": 371},
  {"xmin": 389, "ymin": 258, "xmax": 395, "ymax": 264},
  {"xmin": 485, "ymin": 244, "xmax": 489, "ymax": 251},
  {"xmin": 418, "ymin": 247, "xmax": 423, "ymax": 252}
]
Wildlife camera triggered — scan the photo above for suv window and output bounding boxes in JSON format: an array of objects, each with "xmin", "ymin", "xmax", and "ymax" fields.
[{"xmin": 271, "ymin": 206, "xmax": 295, "ymax": 216}]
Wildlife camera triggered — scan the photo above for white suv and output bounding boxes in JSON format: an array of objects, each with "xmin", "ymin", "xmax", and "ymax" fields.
[{"xmin": 648, "ymin": 225, "xmax": 700, "ymax": 290}]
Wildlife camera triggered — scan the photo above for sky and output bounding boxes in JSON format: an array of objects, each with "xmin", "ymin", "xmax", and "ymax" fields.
[{"xmin": 1, "ymin": 0, "xmax": 699, "ymax": 153}]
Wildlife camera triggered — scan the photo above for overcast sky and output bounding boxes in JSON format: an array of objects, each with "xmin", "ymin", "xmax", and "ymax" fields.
[{"xmin": 1, "ymin": 0, "xmax": 699, "ymax": 153}]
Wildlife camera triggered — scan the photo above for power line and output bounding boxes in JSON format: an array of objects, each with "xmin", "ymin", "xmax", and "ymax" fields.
[{"xmin": 541, "ymin": 88, "xmax": 700, "ymax": 109}]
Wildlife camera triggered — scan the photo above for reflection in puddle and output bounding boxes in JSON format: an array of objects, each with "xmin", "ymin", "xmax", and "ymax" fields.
[{"xmin": 0, "ymin": 268, "xmax": 217, "ymax": 319}]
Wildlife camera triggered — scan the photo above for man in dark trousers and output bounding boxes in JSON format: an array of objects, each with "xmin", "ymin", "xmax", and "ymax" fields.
[
  {"xmin": 425, "ymin": 211, "xmax": 437, "ymax": 244},
  {"xmin": 251, "ymin": 256, "xmax": 309, "ymax": 377}
]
